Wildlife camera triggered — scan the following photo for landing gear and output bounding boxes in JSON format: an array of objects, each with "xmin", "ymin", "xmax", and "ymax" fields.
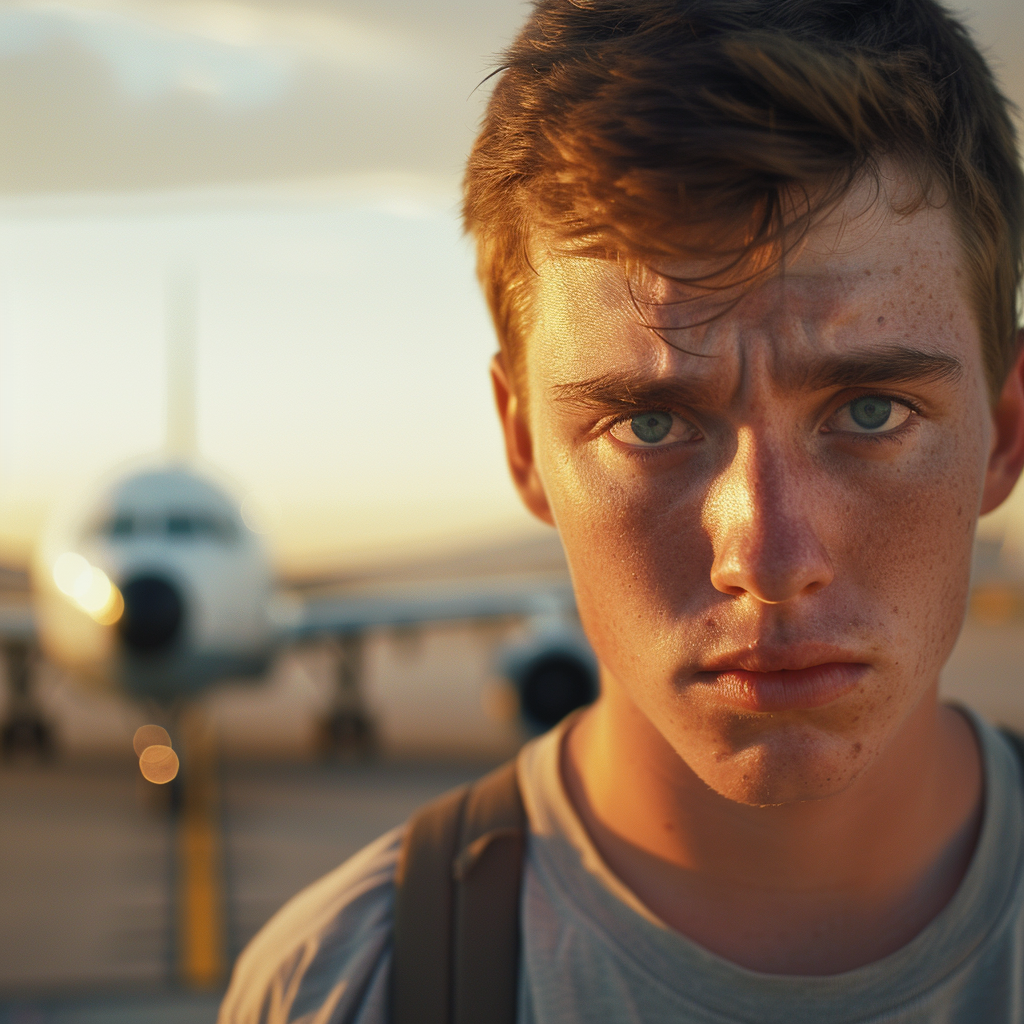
[
  {"xmin": 0, "ymin": 640, "xmax": 53, "ymax": 759},
  {"xmin": 317, "ymin": 635, "xmax": 375, "ymax": 757}
]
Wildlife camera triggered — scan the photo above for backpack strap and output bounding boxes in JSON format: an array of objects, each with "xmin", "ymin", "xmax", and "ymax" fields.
[
  {"xmin": 999, "ymin": 726, "xmax": 1024, "ymax": 780},
  {"xmin": 391, "ymin": 759, "xmax": 526, "ymax": 1024}
]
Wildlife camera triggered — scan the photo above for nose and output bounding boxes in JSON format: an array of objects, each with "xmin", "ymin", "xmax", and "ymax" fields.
[
  {"xmin": 118, "ymin": 574, "xmax": 185, "ymax": 655},
  {"xmin": 706, "ymin": 430, "xmax": 833, "ymax": 603}
]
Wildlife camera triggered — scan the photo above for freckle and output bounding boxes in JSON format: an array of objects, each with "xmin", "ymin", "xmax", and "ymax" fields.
[
  {"xmin": 877, "ymin": 316, "xmax": 885, "ymax": 325},
  {"xmin": 853, "ymin": 742, "xmax": 862, "ymax": 754},
  {"xmin": 893, "ymin": 266, "xmax": 902, "ymax": 276},
  {"xmin": 864, "ymin": 269, "xmax": 872, "ymax": 276}
]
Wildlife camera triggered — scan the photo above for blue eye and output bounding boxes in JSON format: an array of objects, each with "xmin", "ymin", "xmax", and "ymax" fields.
[
  {"xmin": 849, "ymin": 396, "xmax": 892, "ymax": 430},
  {"xmin": 631, "ymin": 411, "xmax": 673, "ymax": 443},
  {"xmin": 825, "ymin": 395, "xmax": 912, "ymax": 436},
  {"xmin": 608, "ymin": 410, "xmax": 699, "ymax": 448}
]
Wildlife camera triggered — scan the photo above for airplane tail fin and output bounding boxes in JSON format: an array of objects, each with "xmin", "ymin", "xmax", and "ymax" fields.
[{"xmin": 165, "ymin": 268, "xmax": 199, "ymax": 461}]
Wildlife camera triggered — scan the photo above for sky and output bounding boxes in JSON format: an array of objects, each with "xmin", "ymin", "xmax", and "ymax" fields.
[
  {"xmin": 0, "ymin": 194, "xmax": 531, "ymax": 575},
  {"xmin": 0, "ymin": 0, "xmax": 1021, "ymax": 575}
]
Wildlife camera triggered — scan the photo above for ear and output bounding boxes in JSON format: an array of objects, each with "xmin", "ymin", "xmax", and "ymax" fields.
[
  {"xmin": 980, "ymin": 330, "xmax": 1024, "ymax": 515},
  {"xmin": 490, "ymin": 353, "xmax": 555, "ymax": 526}
]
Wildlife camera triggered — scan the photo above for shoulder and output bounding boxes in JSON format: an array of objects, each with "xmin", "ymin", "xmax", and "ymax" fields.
[{"xmin": 217, "ymin": 825, "xmax": 402, "ymax": 1024}]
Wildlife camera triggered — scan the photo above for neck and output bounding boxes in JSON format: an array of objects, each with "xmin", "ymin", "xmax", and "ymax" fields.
[{"xmin": 562, "ymin": 680, "xmax": 983, "ymax": 974}]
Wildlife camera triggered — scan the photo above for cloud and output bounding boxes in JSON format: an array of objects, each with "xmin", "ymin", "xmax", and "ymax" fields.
[
  {"xmin": 14, "ymin": 0, "xmax": 424, "ymax": 75},
  {"xmin": 0, "ymin": 3, "xmax": 297, "ymax": 106},
  {"xmin": 0, "ymin": 0, "xmax": 517, "ymax": 193}
]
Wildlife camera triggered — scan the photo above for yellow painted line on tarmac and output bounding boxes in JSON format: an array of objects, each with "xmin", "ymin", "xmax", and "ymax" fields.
[{"xmin": 177, "ymin": 709, "xmax": 226, "ymax": 989}]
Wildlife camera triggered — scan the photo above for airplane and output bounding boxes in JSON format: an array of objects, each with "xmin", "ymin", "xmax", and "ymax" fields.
[
  {"xmin": 5, "ymin": 458, "xmax": 596, "ymax": 755},
  {"xmin": 0, "ymin": 448, "xmax": 601, "ymax": 991},
  {"xmin": 0, "ymin": 273, "xmax": 598, "ymax": 764}
]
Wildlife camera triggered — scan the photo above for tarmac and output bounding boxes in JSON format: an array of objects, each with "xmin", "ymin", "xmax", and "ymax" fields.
[{"xmin": 0, "ymin": 755, "xmax": 491, "ymax": 1023}]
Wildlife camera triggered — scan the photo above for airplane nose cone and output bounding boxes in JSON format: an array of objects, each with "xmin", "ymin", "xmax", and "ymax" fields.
[{"xmin": 118, "ymin": 575, "xmax": 184, "ymax": 655}]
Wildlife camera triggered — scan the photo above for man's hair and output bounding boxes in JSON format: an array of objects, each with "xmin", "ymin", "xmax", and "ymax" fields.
[{"xmin": 463, "ymin": 0, "xmax": 1024, "ymax": 398}]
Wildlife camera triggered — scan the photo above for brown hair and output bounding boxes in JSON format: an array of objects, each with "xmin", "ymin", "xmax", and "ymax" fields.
[{"xmin": 463, "ymin": 0, "xmax": 1024, "ymax": 398}]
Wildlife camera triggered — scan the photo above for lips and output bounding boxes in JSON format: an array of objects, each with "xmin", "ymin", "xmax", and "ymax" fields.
[{"xmin": 693, "ymin": 654, "xmax": 868, "ymax": 713}]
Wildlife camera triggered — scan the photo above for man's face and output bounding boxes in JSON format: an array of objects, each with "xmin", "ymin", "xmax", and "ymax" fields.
[{"xmin": 507, "ymin": 182, "xmax": 1010, "ymax": 806}]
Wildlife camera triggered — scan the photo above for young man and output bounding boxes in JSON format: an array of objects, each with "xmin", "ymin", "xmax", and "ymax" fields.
[{"xmin": 220, "ymin": 0, "xmax": 1024, "ymax": 1020}]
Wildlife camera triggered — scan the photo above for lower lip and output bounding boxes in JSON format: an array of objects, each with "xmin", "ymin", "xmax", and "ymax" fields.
[{"xmin": 697, "ymin": 663, "xmax": 868, "ymax": 713}]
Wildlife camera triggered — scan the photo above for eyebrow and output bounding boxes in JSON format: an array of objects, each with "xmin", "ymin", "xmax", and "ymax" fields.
[
  {"xmin": 549, "ymin": 346, "xmax": 964, "ymax": 411},
  {"xmin": 549, "ymin": 373, "xmax": 707, "ymax": 411},
  {"xmin": 787, "ymin": 346, "xmax": 964, "ymax": 392}
]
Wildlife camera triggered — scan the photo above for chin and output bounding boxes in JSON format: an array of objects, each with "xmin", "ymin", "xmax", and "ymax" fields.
[{"xmin": 681, "ymin": 719, "xmax": 874, "ymax": 806}]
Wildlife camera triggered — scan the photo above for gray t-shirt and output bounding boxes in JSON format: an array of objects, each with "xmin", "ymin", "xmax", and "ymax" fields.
[{"xmin": 219, "ymin": 709, "xmax": 1024, "ymax": 1023}]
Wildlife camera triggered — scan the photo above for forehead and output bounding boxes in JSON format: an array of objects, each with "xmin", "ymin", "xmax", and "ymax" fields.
[{"xmin": 526, "ymin": 185, "xmax": 981, "ymax": 398}]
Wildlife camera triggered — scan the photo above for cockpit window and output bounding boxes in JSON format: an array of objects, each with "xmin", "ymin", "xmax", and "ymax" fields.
[
  {"xmin": 95, "ymin": 512, "xmax": 237, "ymax": 542},
  {"xmin": 165, "ymin": 513, "xmax": 235, "ymax": 539},
  {"xmin": 109, "ymin": 515, "xmax": 134, "ymax": 538},
  {"xmin": 167, "ymin": 515, "xmax": 195, "ymax": 536}
]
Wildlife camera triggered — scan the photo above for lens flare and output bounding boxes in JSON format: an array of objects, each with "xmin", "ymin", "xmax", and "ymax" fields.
[
  {"xmin": 133, "ymin": 724, "xmax": 171, "ymax": 758},
  {"xmin": 94, "ymin": 587, "xmax": 125, "ymax": 626},
  {"xmin": 139, "ymin": 744, "xmax": 179, "ymax": 784},
  {"xmin": 77, "ymin": 567, "xmax": 111, "ymax": 612},
  {"xmin": 53, "ymin": 552, "xmax": 90, "ymax": 596},
  {"xmin": 52, "ymin": 552, "xmax": 124, "ymax": 624}
]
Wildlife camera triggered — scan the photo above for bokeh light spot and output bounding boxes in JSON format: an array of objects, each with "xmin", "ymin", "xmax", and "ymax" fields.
[
  {"xmin": 53, "ymin": 552, "xmax": 90, "ymax": 595},
  {"xmin": 53, "ymin": 551, "xmax": 124, "ymax": 623},
  {"xmin": 133, "ymin": 723, "xmax": 171, "ymax": 757},
  {"xmin": 139, "ymin": 744, "xmax": 179, "ymax": 784}
]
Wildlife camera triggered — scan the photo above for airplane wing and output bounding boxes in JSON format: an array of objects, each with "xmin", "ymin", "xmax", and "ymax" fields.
[
  {"xmin": 0, "ymin": 601, "xmax": 36, "ymax": 643},
  {"xmin": 278, "ymin": 579, "xmax": 577, "ymax": 640},
  {"xmin": 278, "ymin": 576, "xmax": 594, "ymax": 736}
]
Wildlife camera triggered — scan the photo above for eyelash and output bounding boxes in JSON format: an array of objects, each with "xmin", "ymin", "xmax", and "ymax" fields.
[
  {"xmin": 820, "ymin": 392, "xmax": 921, "ymax": 440},
  {"xmin": 601, "ymin": 392, "xmax": 922, "ymax": 451},
  {"xmin": 603, "ymin": 409, "xmax": 700, "ymax": 450}
]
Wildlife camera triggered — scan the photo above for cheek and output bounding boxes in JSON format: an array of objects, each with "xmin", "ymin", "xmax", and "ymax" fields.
[
  {"xmin": 537, "ymin": 442, "xmax": 713, "ymax": 664},
  {"xmin": 836, "ymin": 433, "xmax": 983, "ymax": 669}
]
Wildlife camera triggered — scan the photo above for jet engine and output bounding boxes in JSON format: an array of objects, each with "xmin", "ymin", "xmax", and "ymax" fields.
[{"xmin": 500, "ymin": 625, "xmax": 598, "ymax": 734}]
